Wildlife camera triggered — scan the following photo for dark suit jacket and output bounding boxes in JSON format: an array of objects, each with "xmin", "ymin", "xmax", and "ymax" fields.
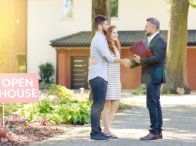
[{"xmin": 130, "ymin": 33, "xmax": 167, "ymax": 84}]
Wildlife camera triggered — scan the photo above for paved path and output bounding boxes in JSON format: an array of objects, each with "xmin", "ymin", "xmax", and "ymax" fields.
[{"xmin": 31, "ymin": 94, "xmax": 196, "ymax": 146}]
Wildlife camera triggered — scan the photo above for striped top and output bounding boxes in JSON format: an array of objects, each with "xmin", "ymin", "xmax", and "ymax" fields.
[{"xmin": 106, "ymin": 48, "xmax": 121, "ymax": 100}]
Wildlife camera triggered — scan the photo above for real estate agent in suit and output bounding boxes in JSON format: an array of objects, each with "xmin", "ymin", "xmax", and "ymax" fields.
[{"xmin": 130, "ymin": 17, "xmax": 167, "ymax": 140}]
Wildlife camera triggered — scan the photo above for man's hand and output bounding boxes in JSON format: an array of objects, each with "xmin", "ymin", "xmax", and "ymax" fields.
[{"xmin": 134, "ymin": 54, "xmax": 141, "ymax": 63}]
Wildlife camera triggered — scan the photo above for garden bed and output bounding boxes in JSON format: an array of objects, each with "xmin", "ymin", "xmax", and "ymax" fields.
[
  {"xmin": 0, "ymin": 122, "xmax": 66, "ymax": 145},
  {"xmin": 0, "ymin": 84, "xmax": 134, "ymax": 145}
]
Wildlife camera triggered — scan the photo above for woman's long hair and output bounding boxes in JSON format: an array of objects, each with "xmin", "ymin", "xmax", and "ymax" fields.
[{"xmin": 105, "ymin": 25, "xmax": 121, "ymax": 55}]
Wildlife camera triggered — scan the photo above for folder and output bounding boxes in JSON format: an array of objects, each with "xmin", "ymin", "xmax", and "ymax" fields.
[{"xmin": 129, "ymin": 40, "xmax": 152, "ymax": 57}]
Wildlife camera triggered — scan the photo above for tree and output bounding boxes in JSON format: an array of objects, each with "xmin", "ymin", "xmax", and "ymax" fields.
[
  {"xmin": 190, "ymin": 0, "xmax": 196, "ymax": 7},
  {"xmin": 162, "ymin": 0, "xmax": 196, "ymax": 94},
  {"xmin": 39, "ymin": 62, "xmax": 54, "ymax": 84},
  {"xmin": 110, "ymin": 0, "xmax": 118, "ymax": 17},
  {"xmin": 91, "ymin": 0, "xmax": 111, "ymax": 34},
  {"xmin": 89, "ymin": 0, "xmax": 111, "ymax": 99},
  {"xmin": 0, "ymin": 0, "xmax": 18, "ymax": 72}
]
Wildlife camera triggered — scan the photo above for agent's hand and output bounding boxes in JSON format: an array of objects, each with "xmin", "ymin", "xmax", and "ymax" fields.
[{"xmin": 134, "ymin": 54, "xmax": 141, "ymax": 63}]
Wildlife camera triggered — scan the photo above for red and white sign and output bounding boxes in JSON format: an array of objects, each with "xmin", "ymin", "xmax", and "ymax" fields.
[{"xmin": 0, "ymin": 73, "xmax": 39, "ymax": 103}]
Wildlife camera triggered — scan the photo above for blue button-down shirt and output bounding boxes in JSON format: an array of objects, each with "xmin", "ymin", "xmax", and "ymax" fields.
[{"xmin": 88, "ymin": 32, "xmax": 116, "ymax": 81}]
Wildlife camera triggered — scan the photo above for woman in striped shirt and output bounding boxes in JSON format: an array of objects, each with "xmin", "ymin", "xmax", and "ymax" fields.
[
  {"xmin": 102, "ymin": 25, "xmax": 122, "ymax": 138},
  {"xmin": 89, "ymin": 25, "xmax": 123, "ymax": 138}
]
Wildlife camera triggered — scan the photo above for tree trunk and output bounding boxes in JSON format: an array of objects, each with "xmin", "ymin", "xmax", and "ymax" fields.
[
  {"xmin": 0, "ymin": 0, "xmax": 18, "ymax": 73},
  {"xmin": 91, "ymin": 0, "xmax": 111, "ymax": 35},
  {"xmin": 162, "ymin": 0, "xmax": 190, "ymax": 94},
  {"xmin": 89, "ymin": 0, "xmax": 111, "ymax": 100}
]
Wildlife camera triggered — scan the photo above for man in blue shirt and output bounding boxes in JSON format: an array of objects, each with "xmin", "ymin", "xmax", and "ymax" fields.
[{"xmin": 88, "ymin": 15, "xmax": 129, "ymax": 141}]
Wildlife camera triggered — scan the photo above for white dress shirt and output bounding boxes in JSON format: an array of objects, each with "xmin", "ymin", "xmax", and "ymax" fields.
[{"xmin": 147, "ymin": 31, "xmax": 159, "ymax": 45}]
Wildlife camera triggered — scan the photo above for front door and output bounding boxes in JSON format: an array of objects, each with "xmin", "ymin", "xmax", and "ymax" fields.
[{"xmin": 71, "ymin": 56, "xmax": 89, "ymax": 89}]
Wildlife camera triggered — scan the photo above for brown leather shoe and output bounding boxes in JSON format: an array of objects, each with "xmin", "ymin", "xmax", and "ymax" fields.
[
  {"xmin": 158, "ymin": 132, "xmax": 163, "ymax": 139},
  {"xmin": 140, "ymin": 133, "xmax": 159, "ymax": 140}
]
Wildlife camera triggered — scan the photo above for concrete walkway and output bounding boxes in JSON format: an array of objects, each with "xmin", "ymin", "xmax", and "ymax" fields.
[{"xmin": 31, "ymin": 94, "xmax": 196, "ymax": 146}]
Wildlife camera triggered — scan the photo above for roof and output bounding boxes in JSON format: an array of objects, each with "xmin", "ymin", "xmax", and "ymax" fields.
[{"xmin": 50, "ymin": 30, "xmax": 196, "ymax": 47}]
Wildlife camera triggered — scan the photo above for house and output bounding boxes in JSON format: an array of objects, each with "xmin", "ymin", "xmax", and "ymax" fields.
[
  {"xmin": 26, "ymin": 0, "xmax": 196, "ymax": 90},
  {"xmin": 50, "ymin": 30, "xmax": 196, "ymax": 90},
  {"xmin": 1, "ymin": 0, "xmax": 196, "ymax": 89}
]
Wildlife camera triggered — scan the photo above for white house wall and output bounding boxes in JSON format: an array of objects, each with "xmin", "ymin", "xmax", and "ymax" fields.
[
  {"xmin": 27, "ymin": 0, "xmax": 91, "ymax": 78},
  {"xmin": 27, "ymin": 0, "xmax": 196, "ymax": 80}
]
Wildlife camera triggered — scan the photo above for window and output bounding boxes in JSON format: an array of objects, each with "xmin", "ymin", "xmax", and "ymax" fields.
[
  {"xmin": 63, "ymin": 0, "xmax": 74, "ymax": 19},
  {"xmin": 110, "ymin": 0, "xmax": 119, "ymax": 18}
]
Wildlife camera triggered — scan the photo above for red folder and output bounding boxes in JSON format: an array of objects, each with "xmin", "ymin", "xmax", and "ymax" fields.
[{"xmin": 129, "ymin": 40, "xmax": 152, "ymax": 57}]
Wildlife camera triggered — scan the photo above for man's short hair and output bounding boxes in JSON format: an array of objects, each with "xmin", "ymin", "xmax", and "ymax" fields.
[
  {"xmin": 94, "ymin": 15, "xmax": 107, "ymax": 29},
  {"xmin": 146, "ymin": 17, "xmax": 160, "ymax": 30}
]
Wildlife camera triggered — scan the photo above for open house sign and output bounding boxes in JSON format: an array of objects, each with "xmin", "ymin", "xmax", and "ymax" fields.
[{"xmin": 0, "ymin": 74, "xmax": 39, "ymax": 103}]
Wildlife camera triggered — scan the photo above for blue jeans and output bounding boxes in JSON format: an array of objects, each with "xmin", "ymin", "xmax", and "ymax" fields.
[
  {"xmin": 146, "ymin": 83, "xmax": 163, "ymax": 135},
  {"xmin": 89, "ymin": 77, "xmax": 108, "ymax": 136}
]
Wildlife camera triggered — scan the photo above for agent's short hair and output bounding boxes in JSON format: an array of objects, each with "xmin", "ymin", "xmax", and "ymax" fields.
[
  {"xmin": 146, "ymin": 17, "xmax": 160, "ymax": 30},
  {"xmin": 94, "ymin": 15, "xmax": 107, "ymax": 29}
]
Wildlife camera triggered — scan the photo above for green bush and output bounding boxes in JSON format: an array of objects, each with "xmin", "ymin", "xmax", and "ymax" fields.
[
  {"xmin": 39, "ymin": 62, "xmax": 54, "ymax": 84},
  {"xmin": 15, "ymin": 99, "xmax": 91, "ymax": 125},
  {"xmin": 16, "ymin": 104, "xmax": 39, "ymax": 122},
  {"xmin": 118, "ymin": 102, "xmax": 130, "ymax": 111},
  {"xmin": 56, "ymin": 100, "xmax": 90, "ymax": 124},
  {"xmin": 131, "ymin": 85, "xmax": 146, "ymax": 95},
  {"xmin": 1, "ymin": 86, "xmax": 90, "ymax": 125},
  {"xmin": 0, "ymin": 103, "xmax": 22, "ymax": 117},
  {"xmin": 38, "ymin": 100, "xmax": 54, "ymax": 113},
  {"xmin": 49, "ymin": 84, "xmax": 74, "ymax": 99},
  {"xmin": 39, "ymin": 81, "xmax": 51, "ymax": 90},
  {"xmin": 56, "ymin": 99, "xmax": 90, "ymax": 125}
]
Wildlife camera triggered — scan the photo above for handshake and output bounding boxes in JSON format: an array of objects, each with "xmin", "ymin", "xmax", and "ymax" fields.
[
  {"xmin": 89, "ymin": 58, "xmax": 132, "ymax": 67},
  {"xmin": 120, "ymin": 58, "xmax": 131, "ymax": 67}
]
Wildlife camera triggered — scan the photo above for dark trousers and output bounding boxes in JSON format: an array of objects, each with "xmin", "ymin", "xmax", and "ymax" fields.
[
  {"xmin": 146, "ymin": 83, "xmax": 163, "ymax": 135},
  {"xmin": 89, "ymin": 77, "xmax": 107, "ymax": 136}
]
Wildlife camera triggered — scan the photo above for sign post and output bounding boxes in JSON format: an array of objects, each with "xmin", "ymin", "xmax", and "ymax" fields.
[
  {"xmin": 2, "ymin": 103, "xmax": 5, "ymax": 128},
  {"xmin": 0, "ymin": 73, "xmax": 39, "ymax": 128}
]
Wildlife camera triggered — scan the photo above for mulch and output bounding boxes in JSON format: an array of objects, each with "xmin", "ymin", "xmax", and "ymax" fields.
[{"xmin": 0, "ymin": 120, "xmax": 65, "ymax": 146}]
